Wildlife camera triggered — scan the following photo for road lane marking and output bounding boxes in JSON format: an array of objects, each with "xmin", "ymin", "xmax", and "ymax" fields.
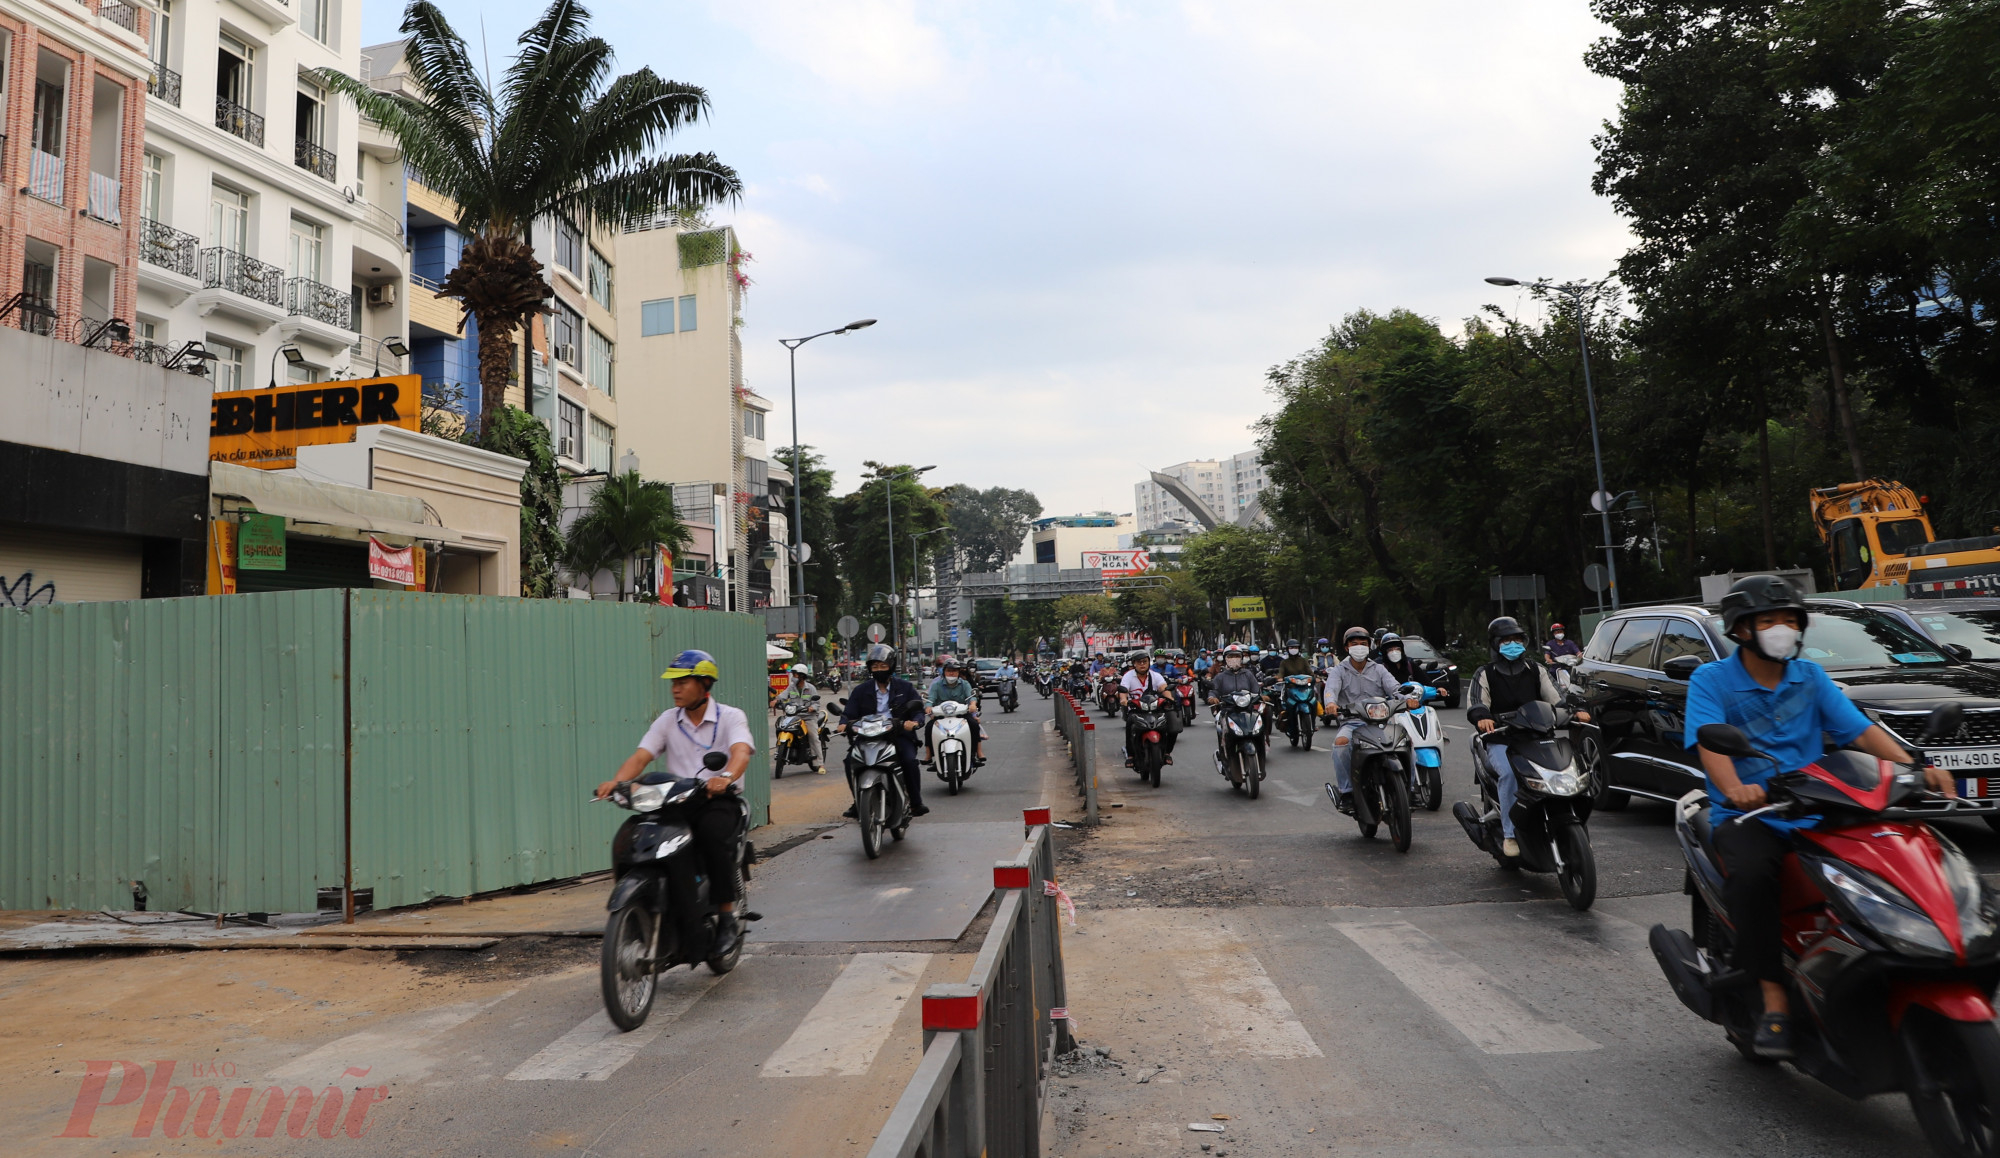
[
  {"xmin": 761, "ymin": 952, "xmax": 930, "ymax": 1077},
  {"xmin": 506, "ymin": 971, "xmax": 726, "ymax": 1081},
  {"xmin": 1164, "ymin": 915, "xmax": 1322, "ymax": 1058},
  {"xmin": 270, "ymin": 991, "xmax": 517, "ymax": 1084},
  {"xmin": 1334, "ymin": 921, "xmax": 1599, "ymax": 1054}
]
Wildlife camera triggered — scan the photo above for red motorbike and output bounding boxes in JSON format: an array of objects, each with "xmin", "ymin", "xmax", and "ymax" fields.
[
  {"xmin": 1096, "ymin": 671, "xmax": 1123, "ymax": 718},
  {"xmin": 1651, "ymin": 706, "xmax": 2000, "ymax": 1157}
]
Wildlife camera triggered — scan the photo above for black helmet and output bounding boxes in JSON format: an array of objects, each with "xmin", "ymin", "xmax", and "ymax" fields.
[
  {"xmin": 1380, "ymin": 631, "xmax": 1402, "ymax": 648},
  {"xmin": 1488, "ymin": 616, "xmax": 1525, "ymax": 641},
  {"xmin": 1342, "ymin": 626, "xmax": 1371, "ymax": 646},
  {"xmin": 865, "ymin": 642, "xmax": 897, "ymax": 672},
  {"xmin": 1285, "ymin": 638, "xmax": 1300, "ymax": 649},
  {"xmin": 1719, "ymin": 574, "xmax": 1807, "ymax": 637}
]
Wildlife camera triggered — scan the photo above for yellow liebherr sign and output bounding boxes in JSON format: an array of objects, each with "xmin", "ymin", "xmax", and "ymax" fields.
[{"xmin": 1226, "ymin": 596, "xmax": 1267, "ymax": 620}]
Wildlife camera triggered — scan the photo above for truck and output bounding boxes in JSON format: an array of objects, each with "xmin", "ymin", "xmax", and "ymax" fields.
[{"xmin": 1809, "ymin": 479, "xmax": 2000, "ymax": 597}]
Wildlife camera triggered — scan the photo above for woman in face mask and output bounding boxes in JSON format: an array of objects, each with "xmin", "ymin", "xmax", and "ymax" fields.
[
  {"xmin": 1465, "ymin": 617, "xmax": 1591, "ymax": 858},
  {"xmin": 1378, "ymin": 631, "xmax": 1418, "ymax": 683}
]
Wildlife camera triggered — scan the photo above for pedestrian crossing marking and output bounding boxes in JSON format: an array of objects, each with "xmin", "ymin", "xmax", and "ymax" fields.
[
  {"xmin": 1335, "ymin": 920, "xmax": 1599, "ymax": 1054},
  {"xmin": 506, "ymin": 970, "xmax": 727, "ymax": 1081},
  {"xmin": 761, "ymin": 952, "xmax": 931, "ymax": 1077},
  {"xmin": 1164, "ymin": 914, "xmax": 1323, "ymax": 1058},
  {"xmin": 270, "ymin": 991, "xmax": 517, "ymax": 1084}
]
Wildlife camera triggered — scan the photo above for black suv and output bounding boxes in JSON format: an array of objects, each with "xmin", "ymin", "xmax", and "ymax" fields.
[
  {"xmin": 1572, "ymin": 602, "xmax": 2000, "ymax": 827},
  {"xmin": 1397, "ymin": 635, "xmax": 1462, "ymax": 708}
]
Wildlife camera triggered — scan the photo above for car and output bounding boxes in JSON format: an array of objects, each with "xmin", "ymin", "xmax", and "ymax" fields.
[
  {"xmin": 1572, "ymin": 601, "xmax": 2000, "ymax": 826},
  {"xmin": 1398, "ymin": 635, "xmax": 1462, "ymax": 709},
  {"xmin": 1852, "ymin": 596, "xmax": 2000, "ymax": 677}
]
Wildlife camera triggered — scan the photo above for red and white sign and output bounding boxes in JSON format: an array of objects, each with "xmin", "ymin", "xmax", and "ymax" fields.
[
  {"xmin": 367, "ymin": 537, "xmax": 417, "ymax": 586},
  {"xmin": 1081, "ymin": 549, "xmax": 1149, "ymax": 577}
]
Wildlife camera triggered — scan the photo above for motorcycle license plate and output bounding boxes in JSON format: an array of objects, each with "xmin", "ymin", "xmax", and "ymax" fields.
[{"xmin": 1933, "ymin": 748, "xmax": 2000, "ymax": 773}]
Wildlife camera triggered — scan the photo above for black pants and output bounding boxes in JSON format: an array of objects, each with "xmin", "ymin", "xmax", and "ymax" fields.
[
  {"xmin": 691, "ymin": 794, "xmax": 747, "ymax": 905},
  {"xmin": 1715, "ymin": 818, "xmax": 1792, "ymax": 984},
  {"xmin": 892, "ymin": 736, "xmax": 924, "ymax": 806}
]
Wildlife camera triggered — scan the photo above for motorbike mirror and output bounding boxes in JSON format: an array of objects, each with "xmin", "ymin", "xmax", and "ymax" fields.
[
  {"xmin": 1695, "ymin": 723, "xmax": 1760, "ymax": 760},
  {"xmin": 1923, "ymin": 703, "xmax": 1966, "ymax": 744},
  {"xmin": 701, "ymin": 752, "xmax": 729, "ymax": 772},
  {"xmin": 1661, "ymin": 655, "xmax": 1702, "ymax": 681}
]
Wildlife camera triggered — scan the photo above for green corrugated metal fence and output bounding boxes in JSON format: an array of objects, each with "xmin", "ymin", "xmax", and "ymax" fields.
[{"xmin": 0, "ymin": 590, "xmax": 768, "ymax": 913}]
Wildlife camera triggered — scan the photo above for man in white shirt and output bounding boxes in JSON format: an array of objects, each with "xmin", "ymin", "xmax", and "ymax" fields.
[
  {"xmin": 597, "ymin": 649, "xmax": 756, "ymax": 954},
  {"xmin": 1117, "ymin": 650, "xmax": 1181, "ymax": 764}
]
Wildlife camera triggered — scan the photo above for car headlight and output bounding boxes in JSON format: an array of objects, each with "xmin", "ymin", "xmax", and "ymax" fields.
[
  {"xmin": 628, "ymin": 783, "xmax": 667, "ymax": 812},
  {"xmin": 1937, "ymin": 832, "xmax": 1996, "ymax": 951},
  {"xmin": 1816, "ymin": 860, "xmax": 1955, "ymax": 958}
]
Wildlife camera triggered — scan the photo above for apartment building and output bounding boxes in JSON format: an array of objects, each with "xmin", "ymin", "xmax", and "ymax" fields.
[
  {"xmin": 540, "ymin": 211, "xmax": 618, "ymax": 474},
  {"xmin": 0, "ymin": 0, "xmax": 150, "ymax": 340},
  {"xmin": 1023, "ymin": 512, "xmax": 1133, "ymax": 569},
  {"xmin": 1134, "ymin": 450, "xmax": 1270, "ymax": 529},
  {"xmin": 138, "ymin": 0, "xmax": 403, "ymax": 390}
]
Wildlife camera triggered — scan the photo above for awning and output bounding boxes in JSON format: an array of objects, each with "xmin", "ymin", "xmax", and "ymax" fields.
[
  {"xmin": 766, "ymin": 641, "xmax": 794, "ymax": 661},
  {"xmin": 211, "ymin": 461, "xmax": 474, "ymax": 546}
]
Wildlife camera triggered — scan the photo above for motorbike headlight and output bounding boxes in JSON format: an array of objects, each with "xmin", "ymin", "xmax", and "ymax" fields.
[
  {"xmin": 1538, "ymin": 769, "xmax": 1581, "ymax": 796},
  {"xmin": 628, "ymin": 783, "xmax": 667, "ymax": 812},
  {"xmin": 1364, "ymin": 701, "xmax": 1391, "ymax": 721},
  {"xmin": 1937, "ymin": 833, "xmax": 1996, "ymax": 951},
  {"xmin": 1816, "ymin": 860, "xmax": 1955, "ymax": 958}
]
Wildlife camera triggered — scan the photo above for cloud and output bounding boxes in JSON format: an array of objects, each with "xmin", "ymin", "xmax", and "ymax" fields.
[{"xmin": 704, "ymin": 0, "xmax": 958, "ymax": 100}]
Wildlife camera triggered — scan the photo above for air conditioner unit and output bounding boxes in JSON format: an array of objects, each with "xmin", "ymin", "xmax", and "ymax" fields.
[
  {"xmin": 365, "ymin": 283, "xmax": 396, "ymax": 307},
  {"xmin": 557, "ymin": 436, "xmax": 577, "ymax": 459},
  {"xmin": 552, "ymin": 343, "xmax": 577, "ymax": 365}
]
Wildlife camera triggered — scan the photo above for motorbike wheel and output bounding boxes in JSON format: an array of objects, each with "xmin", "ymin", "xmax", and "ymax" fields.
[
  {"xmin": 859, "ymin": 787, "xmax": 884, "ymax": 860},
  {"xmin": 1302, "ymin": 715, "xmax": 1314, "ymax": 750},
  {"xmin": 1354, "ymin": 778, "xmax": 1380, "ymax": 836},
  {"xmin": 1247, "ymin": 751, "xmax": 1261, "ymax": 800},
  {"xmin": 706, "ymin": 911, "xmax": 743, "ymax": 976},
  {"xmin": 601, "ymin": 905, "xmax": 658, "ymax": 1031},
  {"xmin": 1385, "ymin": 771, "xmax": 1412, "ymax": 853},
  {"xmin": 1422, "ymin": 765, "xmax": 1443, "ymax": 812},
  {"xmin": 773, "ymin": 751, "xmax": 785, "ymax": 780},
  {"xmin": 1580, "ymin": 733, "xmax": 1627, "ymax": 811},
  {"xmin": 1148, "ymin": 746, "xmax": 1163, "ymax": 788},
  {"xmin": 1903, "ymin": 1007, "xmax": 2000, "ymax": 1158},
  {"xmin": 1555, "ymin": 822, "xmax": 1597, "ymax": 911},
  {"xmin": 946, "ymin": 761, "xmax": 962, "ymax": 796}
]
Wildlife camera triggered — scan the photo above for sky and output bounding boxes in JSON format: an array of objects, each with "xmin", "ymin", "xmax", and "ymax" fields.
[{"xmin": 363, "ymin": 0, "xmax": 1632, "ymax": 518}]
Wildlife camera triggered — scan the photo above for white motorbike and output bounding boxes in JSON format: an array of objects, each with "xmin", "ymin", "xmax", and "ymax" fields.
[
  {"xmin": 1390, "ymin": 681, "xmax": 1447, "ymax": 811},
  {"xmin": 1550, "ymin": 653, "xmax": 1583, "ymax": 697},
  {"xmin": 929, "ymin": 699, "xmax": 977, "ymax": 796}
]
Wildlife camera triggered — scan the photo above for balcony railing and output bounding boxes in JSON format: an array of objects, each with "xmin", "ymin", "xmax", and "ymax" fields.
[
  {"xmin": 286, "ymin": 277, "xmax": 354, "ymax": 330},
  {"xmin": 140, "ymin": 217, "xmax": 200, "ymax": 278},
  {"xmin": 215, "ymin": 96, "xmax": 264, "ymax": 147},
  {"xmin": 27, "ymin": 149, "xmax": 63, "ymax": 204},
  {"xmin": 86, "ymin": 173, "xmax": 121, "ymax": 224},
  {"xmin": 10, "ymin": 297, "xmax": 58, "ymax": 337},
  {"xmin": 99, "ymin": 2, "xmax": 139, "ymax": 32},
  {"xmin": 294, "ymin": 137, "xmax": 336, "ymax": 181},
  {"xmin": 201, "ymin": 247, "xmax": 283, "ymax": 307},
  {"xmin": 148, "ymin": 65, "xmax": 181, "ymax": 107}
]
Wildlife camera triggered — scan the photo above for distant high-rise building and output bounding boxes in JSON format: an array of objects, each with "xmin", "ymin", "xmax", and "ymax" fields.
[{"xmin": 1134, "ymin": 451, "xmax": 1269, "ymax": 528}]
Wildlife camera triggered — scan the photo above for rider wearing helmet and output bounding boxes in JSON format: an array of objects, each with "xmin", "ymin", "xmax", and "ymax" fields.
[
  {"xmin": 597, "ymin": 649, "xmax": 756, "ymax": 955},
  {"xmin": 1257, "ymin": 642, "xmax": 1284, "ymax": 677},
  {"xmin": 1118, "ymin": 649, "xmax": 1181, "ymax": 764},
  {"xmin": 1376, "ymin": 631, "xmax": 1418, "ymax": 684},
  {"xmin": 1544, "ymin": 623, "xmax": 1582, "ymax": 666},
  {"xmin": 1277, "ymin": 638, "xmax": 1314, "ymax": 679},
  {"xmin": 780, "ymin": 662, "xmax": 829, "ymax": 774},
  {"xmin": 925, "ymin": 655, "xmax": 986, "ymax": 768},
  {"xmin": 1686, "ymin": 575, "xmax": 1942, "ymax": 1059},
  {"xmin": 1325, "ymin": 627, "xmax": 1403, "ymax": 813},
  {"xmin": 837, "ymin": 643, "xmax": 931, "ymax": 817},
  {"xmin": 1467, "ymin": 618, "xmax": 1594, "ymax": 860}
]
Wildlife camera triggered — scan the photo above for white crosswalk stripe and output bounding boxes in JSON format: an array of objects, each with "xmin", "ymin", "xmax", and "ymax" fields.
[
  {"xmin": 1336, "ymin": 920, "xmax": 1599, "ymax": 1054},
  {"xmin": 1163, "ymin": 913, "xmax": 1323, "ymax": 1058},
  {"xmin": 270, "ymin": 992, "xmax": 517, "ymax": 1085},
  {"xmin": 761, "ymin": 952, "xmax": 931, "ymax": 1077},
  {"xmin": 506, "ymin": 970, "xmax": 727, "ymax": 1081}
]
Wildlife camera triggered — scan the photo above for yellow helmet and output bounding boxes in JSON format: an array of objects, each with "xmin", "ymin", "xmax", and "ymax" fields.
[{"xmin": 661, "ymin": 648, "xmax": 720, "ymax": 680}]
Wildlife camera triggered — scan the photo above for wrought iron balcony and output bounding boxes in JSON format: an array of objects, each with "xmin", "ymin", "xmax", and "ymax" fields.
[
  {"xmin": 294, "ymin": 137, "xmax": 336, "ymax": 181},
  {"xmin": 201, "ymin": 247, "xmax": 283, "ymax": 307},
  {"xmin": 148, "ymin": 65, "xmax": 181, "ymax": 107},
  {"xmin": 286, "ymin": 277, "xmax": 354, "ymax": 330},
  {"xmin": 140, "ymin": 217, "xmax": 200, "ymax": 278},
  {"xmin": 99, "ymin": 2, "xmax": 138, "ymax": 32},
  {"xmin": 215, "ymin": 96, "xmax": 264, "ymax": 147}
]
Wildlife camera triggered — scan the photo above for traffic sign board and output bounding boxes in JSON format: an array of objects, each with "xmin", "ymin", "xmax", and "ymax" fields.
[
  {"xmin": 836, "ymin": 614, "xmax": 860, "ymax": 639},
  {"xmin": 1583, "ymin": 564, "xmax": 1610, "ymax": 593},
  {"xmin": 866, "ymin": 622, "xmax": 887, "ymax": 643}
]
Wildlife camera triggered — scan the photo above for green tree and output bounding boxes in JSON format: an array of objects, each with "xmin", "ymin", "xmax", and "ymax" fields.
[
  {"xmin": 832, "ymin": 463, "xmax": 948, "ymax": 622},
  {"xmin": 942, "ymin": 485, "xmax": 1042, "ymax": 573},
  {"xmin": 476, "ymin": 407, "xmax": 564, "ymax": 596},
  {"xmin": 320, "ymin": 0, "xmax": 741, "ymax": 434},
  {"xmin": 773, "ymin": 445, "xmax": 843, "ymax": 627},
  {"xmin": 563, "ymin": 471, "xmax": 690, "ymax": 600}
]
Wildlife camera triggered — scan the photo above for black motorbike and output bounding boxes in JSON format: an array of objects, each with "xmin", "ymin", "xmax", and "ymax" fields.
[
  {"xmin": 1065, "ymin": 670, "xmax": 1093, "ymax": 701},
  {"xmin": 996, "ymin": 674, "xmax": 1020, "ymax": 713},
  {"xmin": 1451, "ymin": 700, "xmax": 1597, "ymax": 910},
  {"xmin": 843, "ymin": 710, "xmax": 915, "ymax": 859},
  {"xmin": 1126, "ymin": 688, "xmax": 1172, "ymax": 787},
  {"xmin": 1214, "ymin": 689, "xmax": 1267, "ymax": 799},
  {"xmin": 599, "ymin": 751, "xmax": 754, "ymax": 1031},
  {"xmin": 1033, "ymin": 666, "xmax": 1055, "ymax": 699},
  {"xmin": 1325, "ymin": 697, "xmax": 1413, "ymax": 851}
]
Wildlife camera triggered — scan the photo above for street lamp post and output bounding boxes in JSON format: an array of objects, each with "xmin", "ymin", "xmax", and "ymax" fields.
[
  {"xmin": 1486, "ymin": 277, "xmax": 1620, "ymax": 612},
  {"xmin": 883, "ymin": 464, "xmax": 936, "ymax": 668},
  {"xmin": 779, "ymin": 319, "xmax": 877, "ymax": 666}
]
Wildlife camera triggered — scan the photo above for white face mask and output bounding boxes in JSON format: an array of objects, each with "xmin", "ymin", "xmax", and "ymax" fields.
[
  {"xmin": 1288, "ymin": 648, "xmax": 1299, "ymax": 655},
  {"xmin": 1226, "ymin": 657, "xmax": 1243, "ymax": 670},
  {"xmin": 1387, "ymin": 649, "xmax": 1403, "ymax": 662},
  {"xmin": 1349, "ymin": 645, "xmax": 1371, "ymax": 662},
  {"xmin": 1553, "ymin": 632, "xmax": 1565, "ymax": 641},
  {"xmin": 1757, "ymin": 624, "xmax": 1803, "ymax": 660}
]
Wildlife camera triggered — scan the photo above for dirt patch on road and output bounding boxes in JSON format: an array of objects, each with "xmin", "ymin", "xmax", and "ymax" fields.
[{"xmin": 394, "ymin": 933, "xmax": 597, "ymax": 980}]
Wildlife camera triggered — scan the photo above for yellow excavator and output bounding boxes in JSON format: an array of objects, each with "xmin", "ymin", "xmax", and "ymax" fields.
[{"xmin": 1809, "ymin": 480, "xmax": 2000, "ymax": 596}]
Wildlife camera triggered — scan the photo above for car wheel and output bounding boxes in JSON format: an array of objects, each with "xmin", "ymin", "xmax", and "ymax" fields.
[{"xmin": 1581, "ymin": 732, "xmax": 1628, "ymax": 811}]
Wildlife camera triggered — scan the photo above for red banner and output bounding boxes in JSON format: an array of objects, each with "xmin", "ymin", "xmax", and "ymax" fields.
[{"xmin": 368, "ymin": 537, "xmax": 417, "ymax": 586}]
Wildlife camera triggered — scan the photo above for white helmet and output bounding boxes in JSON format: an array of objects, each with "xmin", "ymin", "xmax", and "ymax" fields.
[{"xmin": 790, "ymin": 663, "xmax": 810, "ymax": 676}]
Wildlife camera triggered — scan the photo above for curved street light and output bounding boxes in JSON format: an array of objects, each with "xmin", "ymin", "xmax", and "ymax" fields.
[
  {"xmin": 779, "ymin": 319, "xmax": 878, "ymax": 660},
  {"xmin": 882, "ymin": 464, "xmax": 936, "ymax": 665}
]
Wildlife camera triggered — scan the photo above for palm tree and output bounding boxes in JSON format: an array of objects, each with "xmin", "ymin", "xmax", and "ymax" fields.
[
  {"xmin": 565, "ymin": 471, "xmax": 691, "ymax": 600},
  {"xmin": 319, "ymin": 0, "xmax": 740, "ymax": 434}
]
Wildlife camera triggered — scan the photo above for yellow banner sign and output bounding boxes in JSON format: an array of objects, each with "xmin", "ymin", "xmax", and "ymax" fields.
[
  {"xmin": 208, "ymin": 375, "xmax": 421, "ymax": 469},
  {"xmin": 1226, "ymin": 596, "xmax": 1267, "ymax": 620}
]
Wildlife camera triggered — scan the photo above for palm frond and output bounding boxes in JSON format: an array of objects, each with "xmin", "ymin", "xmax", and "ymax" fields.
[
  {"xmin": 397, "ymin": 2, "xmax": 495, "ymax": 130},
  {"xmin": 569, "ymin": 72, "xmax": 711, "ymax": 173},
  {"xmin": 316, "ymin": 71, "xmax": 489, "ymax": 209},
  {"xmin": 556, "ymin": 154, "xmax": 743, "ymax": 232}
]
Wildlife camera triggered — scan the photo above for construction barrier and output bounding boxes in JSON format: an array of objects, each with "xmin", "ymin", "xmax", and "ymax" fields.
[
  {"xmin": 1050, "ymin": 690, "xmax": 1098, "ymax": 825},
  {"xmin": 868, "ymin": 811, "xmax": 1073, "ymax": 1158}
]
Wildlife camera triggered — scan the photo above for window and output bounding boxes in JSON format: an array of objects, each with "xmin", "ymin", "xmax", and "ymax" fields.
[
  {"xmin": 217, "ymin": 35, "xmax": 253, "ymax": 109},
  {"xmin": 1655, "ymin": 620, "xmax": 1714, "ymax": 670},
  {"xmin": 677, "ymin": 294, "xmax": 697, "ymax": 332},
  {"xmin": 1607, "ymin": 618, "xmax": 1666, "ymax": 669},
  {"xmin": 554, "ymin": 217, "xmax": 582, "ymax": 274},
  {"xmin": 288, "ymin": 362, "xmax": 321, "ymax": 385},
  {"xmin": 210, "ymin": 339, "xmax": 245, "ymax": 391},
  {"xmin": 210, "ymin": 185, "xmax": 249, "ymax": 252},
  {"xmin": 296, "ymin": 84, "xmax": 324, "ymax": 146},
  {"xmin": 743, "ymin": 406, "xmax": 765, "ymax": 440},
  {"xmin": 148, "ymin": 1, "xmax": 171, "ymax": 68},
  {"xmin": 288, "ymin": 217, "xmax": 324, "ymax": 282},
  {"xmin": 32, "ymin": 61, "xmax": 65, "ymax": 157},
  {"xmin": 142, "ymin": 152, "xmax": 164, "ymax": 221},
  {"xmin": 557, "ymin": 397, "xmax": 583, "ymax": 459},
  {"xmin": 640, "ymin": 297, "xmax": 675, "ymax": 336},
  {"xmin": 587, "ymin": 247, "xmax": 612, "ymax": 308},
  {"xmin": 300, "ymin": 0, "xmax": 329, "ymax": 45},
  {"xmin": 1877, "ymin": 518, "xmax": 1929, "ymax": 557},
  {"xmin": 21, "ymin": 240, "xmax": 57, "ymax": 328},
  {"xmin": 550, "ymin": 301, "xmax": 582, "ymax": 363},
  {"xmin": 587, "ymin": 415, "xmax": 614, "ymax": 474},
  {"xmin": 586, "ymin": 326, "xmax": 613, "ymax": 394}
]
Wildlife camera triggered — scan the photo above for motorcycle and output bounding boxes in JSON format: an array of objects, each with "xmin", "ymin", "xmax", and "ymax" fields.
[
  {"xmin": 996, "ymin": 673, "xmax": 1020, "ymax": 713},
  {"xmin": 1325, "ymin": 696, "xmax": 1414, "ymax": 851},
  {"xmin": 843, "ymin": 711, "xmax": 915, "ymax": 860},
  {"xmin": 598, "ymin": 751, "xmax": 754, "ymax": 1031},
  {"xmin": 771, "ymin": 694, "xmax": 821, "ymax": 779},
  {"xmin": 1172, "ymin": 672, "xmax": 1200, "ymax": 726},
  {"xmin": 1279, "ymin": 673, "xmax": 1318, "ymax": 749},
  {"xmin": 1125, "ymin": 688, "xmax": 1172, "ymax": 787},
  {"xmin": 1033, "ymin": 665, "xmax": 1055, "ymax": 699},
  {"xmin": 929, "ymin": 699, "xmax": 978, "ymax": 795},
  {"xmin": 1549, "ymin": 652, "xmax": 1583, "ymax": 698},
  {"xmin": 1214, "ymin": 689, "xmax": 1267, "ymax": 799},
  {"xmin": 1649, "ymin": 709, "xmax": 2000, "ymax": 1157},
  {"xmin": 1451, "ymin": 701, "xmax": 1597, "ymax": 909},
  {"xmin": 1390, "ymin": 682, "xmax": 1446, "ymax": 811},
  {"xmin": 1097, "ymin": 671, "xmax": 1123, "ymax": 718}
]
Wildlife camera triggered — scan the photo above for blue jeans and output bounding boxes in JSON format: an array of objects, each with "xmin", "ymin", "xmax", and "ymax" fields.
[
  {"xmin": 1330, "ymin": 721, "xmax": 1361, "ymax": 794},
  {"xmin": 1480, "ymin": 735, "xmax": 1520, "ymax": 838}
]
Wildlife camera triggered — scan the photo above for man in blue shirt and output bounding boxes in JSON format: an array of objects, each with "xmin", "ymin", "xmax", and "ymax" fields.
[{"xmin": 1685, "ymin": 575, "xmax": 1950, "ymax": 1059}]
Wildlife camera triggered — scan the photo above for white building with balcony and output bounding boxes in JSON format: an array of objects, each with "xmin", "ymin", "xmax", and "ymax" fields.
[{"xmin": 136, "ymin": 0, "xmax": 407, "ymax": 391}]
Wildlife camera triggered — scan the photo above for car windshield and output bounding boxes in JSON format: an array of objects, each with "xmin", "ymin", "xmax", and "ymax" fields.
[
  {"xmin": 1400, "ymin": 637, "xmax": 1442, "ymax": 662},
  {"xmin": 1908, "ymin": 608, "xmax": 2000, "ymax": 661},
  {"xmin": 1796, "ymin": 607, "xmax": 1947, "ymax": 669},
  {"xmin": 974, "ymin": 659, "xmax": 1003, "ymax": 671}
]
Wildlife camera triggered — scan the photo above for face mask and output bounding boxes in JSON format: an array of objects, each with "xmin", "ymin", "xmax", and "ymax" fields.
[
  {"xmin": 1553, "ymin": 632, "xmax": 1565, "ymax": 641},
  {"xmin": 1387, "ymin": 649, "xmax": 1403, "ymax": 662},
  {"xmin": 873, "ymin": 669, "xmax": 891, "ymax": 684},
  {"xmin": 1498, "ymin": 641, "xmax": 1527, "ymax": 660},
  {"xmin": 1349, "ymin": 645, "xmax": 1371, "ymax": 661},
  {"xmin": 1757, "ymin": 624, "xmax": 1802, "ymax": 660},
  {"xmin": 945, "ymin": 674, "xmax": 960, "ymax": 683},
  {"xmin": 1226, "ymin": 658, "xmax": 1243, "ymax": 670},
  {"xmin": 1288, "ymin": 648, "xmax": 1299, "ymax": 655}
]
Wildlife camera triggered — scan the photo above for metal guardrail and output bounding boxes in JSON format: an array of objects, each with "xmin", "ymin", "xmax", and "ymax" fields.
[
  {"xmin": 870, "ymin": 812, "xmax": 1073, "ymax": 1158},
  {"xmin": 148, "ymin": 65, "xmax": 182, "ymax": 107},
  {"xmin": 215, "ymin": 95, "xmax": 264, "ymax": 146},
  {"xmin": 1052, "ymin": 690, "xmax": 1099, "ymax": 825},
  {"xmin": 141, "ymin": 217, "xmax": 200, "ymax": 278}
]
